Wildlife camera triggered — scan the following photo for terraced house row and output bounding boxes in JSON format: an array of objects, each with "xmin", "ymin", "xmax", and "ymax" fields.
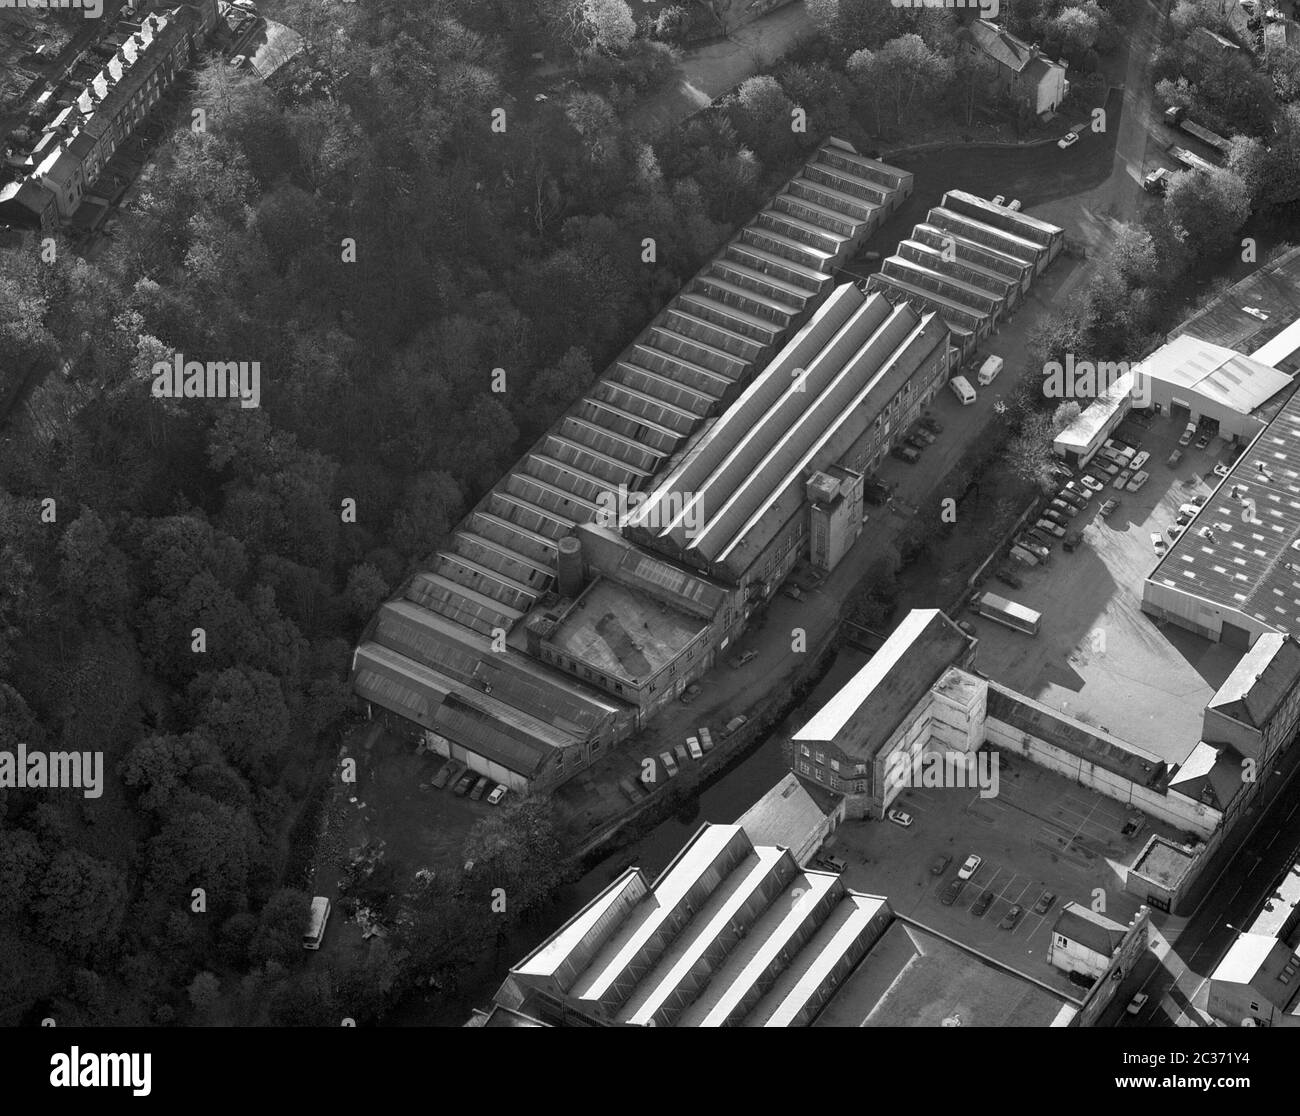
[{"xmin": 352, "ymin": 140, "xmax": 919, "ymax": 792}]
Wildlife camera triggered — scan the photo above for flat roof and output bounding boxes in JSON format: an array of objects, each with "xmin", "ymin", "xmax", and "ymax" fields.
[
  {"xmin": 814, "ymin": 919, "xmax": 1078, "ymax": 1027},
  {"xmin": 548, "ymin": 577, "xmax": 707, "ymax": 685},
  {"xmin": 1148, "ymin": 388, "xmax": 1300, "ymax": 634},
  {"xmin": 1131, "ymin": 835, "xmax": 1198, "ymax": 889},
  {"xmin": 1137, "ymin": 335, "xmax": 1293, "ymax": 415},
  {"xmin": 1249, "ymin": 862, "xmax": 1300, "ymax": 939},
  {"xmin": 1053, "ymin": 371, "xmax": 1133, "ymax": 451}
]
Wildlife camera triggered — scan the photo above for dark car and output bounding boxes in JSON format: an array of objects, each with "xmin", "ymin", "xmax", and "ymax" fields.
[
  {"xmin": 911, "ymin": 426, "xmax": 936, "ymax": 446},
  {"xmin": 971, "ymin": 889, "xmax": 995, "ymax": 917},
  {"xmin": 919, "ymin": 415, "xmax": 943, "ymax": 435},
  {"xmin": 863, "ymin": 482, "xmax": 890, "ymax": 506},
  {"xmin": 678, "ymin": 683, "xmax": 702, "ymax": 705},
  {"xmin": 1063, "ymin": 531, "xmax": 1082, "ymax": 552},
  {"xmin": 891, "ymin": 444, "xmax": 921, "ymax": 464},
  {"xmin": 1099, "ymin": 497, "xmax": 1120, "ymax": 518},
  {"xmin": 469, "ymin": 775, "xmax": 490, "ymax": 801},
  {"xmin": 430, "ymin": 761, "xmax": 456, "ymax": 789},
  {"xmin": 930, "ymin": 854, "xmax": 952, "ymax": 876},
  {"xmin": 995, "ymin": 567, "xmax": 1024, "ymax": 590},
  {"xmin": 1033, "ymin": 891, "xmax": 1057, "ymax": 916},
  {"xmin": 940, "ymin": 878, "xmax": 964, "ymax": 905},
  {"xmin": 1000, "ymin": 904, "xmax": 1023, "ymax": 929},
  {"xmin": 452, "ymin": 772, "xmax": 475, "ymax": 797}
]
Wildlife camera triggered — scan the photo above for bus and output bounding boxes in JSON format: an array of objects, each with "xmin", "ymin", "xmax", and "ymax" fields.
[
  {"xmin": 303, "ymin": 896, "xmax": 331, "ymax": 950},
  {"xmin": 972, "ymin": 591, "xmax": 1041, "ymax": 636}
]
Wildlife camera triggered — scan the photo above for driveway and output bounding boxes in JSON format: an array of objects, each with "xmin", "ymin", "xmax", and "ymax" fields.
[{"xmin": 630, "ymin": 1, "xmax": 814, "ymax": 132}]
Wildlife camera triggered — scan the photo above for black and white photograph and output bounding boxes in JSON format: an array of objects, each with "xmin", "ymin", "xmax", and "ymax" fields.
[{"xmin": 0, "ymin": 0, "xmax": 1296, "ymax": 1095}]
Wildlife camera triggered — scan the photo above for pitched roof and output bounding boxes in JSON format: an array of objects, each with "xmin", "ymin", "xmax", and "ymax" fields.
[
  {"xmin": 1052, "ymin": 902, "xmax": 1128, "ymax": 958},
  {"xmin": 1206, "ymin": 633, "xmax": 1300, "ymax": 729}
]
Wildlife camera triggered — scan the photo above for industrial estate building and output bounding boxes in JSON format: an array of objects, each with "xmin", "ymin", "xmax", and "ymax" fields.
[
  {"xmin": 867, "ymin": 190, "xmax": 1065, "ymax": 360},
  {"xmin": 352, "ymin": 159, "xmax": 1067, "ymax": 793},
  {"xmin": 787, "ymin": 609, "xmax": 1300, "ymax": 914},
  {"xmin": 0, "ymin": 1, "xmax": 219, "ymax": 232},
  {"xmin": 479, "ymin": 821, "xmax": 1083, "ymax": 1027}
]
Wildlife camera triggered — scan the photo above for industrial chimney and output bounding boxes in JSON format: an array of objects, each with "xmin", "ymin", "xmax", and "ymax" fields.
[{"xmin": 557, "ymin": 536, "xmax": 584, "ymax": 600}]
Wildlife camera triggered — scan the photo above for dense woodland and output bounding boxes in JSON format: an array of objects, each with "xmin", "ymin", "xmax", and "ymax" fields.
[{"xmin": 0, "ymin": 0, "xmax": 1292, "ymax": 1025}]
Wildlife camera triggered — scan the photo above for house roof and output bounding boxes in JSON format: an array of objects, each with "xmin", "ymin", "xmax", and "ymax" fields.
[
  {"xmin": 1052, "ymin": 902, "xmax": 1129, "ymax": 958},
  {"xmin": 964, "ymin": 19, "xmax": 1063, "ymax": 76},
  {"xmin": 735, "ymin": 772, "xmax": 838, "ymax": 854},
  {"xmin": 1211, "ymin": 933, "xmax": 1298, "ymax": 1010},
  {"xmin": 1206, "ymin": 633, "xmax": 1300, "ymax": 730},
  {"xmin": 1167, "ymin": 740, "xmax": 1243, "ymax": 810}
]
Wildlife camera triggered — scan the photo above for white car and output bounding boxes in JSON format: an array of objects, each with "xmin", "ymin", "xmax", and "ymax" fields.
[
  {"xmin": 686, "ymin": 735, "xmax": 703, "ymax": 760},
  {"xmin": 1151, "ymin": 532, "xmax": 1167, "ymax": 555},
  {"xmin": 957, "ymin": 853, "xmax": 983, "ymax": 880},
  {"xmin": 486, "ymin": 784, "xmax": 508, "ymax": 805},
  {"xmin": 1058, "ymin": 131, "xmax": 1080, "ymax": 149},
  {"xmin": 1127, "ymin": 992, "xmax": 1149, "ymax": 1015},
  {"xmin": 1008, "ymin": 199, "xmax": 1023, "ymax": 211},
  {"xmin": 1080, "ymin": 475, "xmax": 1105, "ymax": 493},
  {"xmin": 1213, "ymin": 463, "xmax": 1231, "ymax": 477},
  {"xmin": 1130, "ymin": 451, "xmax": 1150, "ymax": 470},
  {"xmin": 887, "ymin": 808, "xmax": 913, "ymax": 828}
]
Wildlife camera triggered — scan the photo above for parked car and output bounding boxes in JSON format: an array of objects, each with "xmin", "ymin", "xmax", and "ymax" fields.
[
  {"xmin": 1042, "ymin": 509, "xmax": 1069, "ymax": 527},
  {"xmin": 1058, "ymin": 489, "xmax": 1088, "ymax": 509},
  {"xmin": 1058, "ymin": 131, "xmax": 1080, "ymax": 149},
  {"xmin": 1179, "ymin": 421, "xmax": 1196, "ymax": 446},
  {"xmin": 722, "ymin": 715, "xmax": 748, "ymax": 737},
  {"xmin": 728, "ymin": 650, "xmax": 758, "ymax": 669},
  {"xmin": 1008, "ymin": 199, "xmax": 1023, "ymax": 211},
  {"xmin": 818, "ymin": 854, "xmax": 847, "ymax": 873},
  {"xmin": 679, "ymin": 682, "xmax": 701, "ymax": 705},
  {"xmin": 469, "ymin": 775, "xmax": 490, "ymax": 801},
  {"xmin": 992, "ymin": 194, "xmax": 1006, "ymax": 206},
  {"xmin": 1127, "ymin": 993, "xmax": 1149, "ymax": 1015},
  {"xmin": 1063, "ymin": 530, "xmax": 1083, "ymax": 552},
  {"xmin": 1009, "ymin": 545, "xmax": 1039, "ymax": 567},
  {"xmin": 971, "ymin": 890, "xmax": 995, "ymax": 917},
  {"xmin": 1000, "ymin": 904, "xmax": 1023, "ymax": 929},
  {"xmin": 904, "ymin": 433, "xmax": 928, "ymax": 452},
  {"xmin": 891, "ymin": 444, "xmax": 921, "ymax": 464},
  {"xmin": 1176, "ymin": 503, "xmax": 1199, "ymax": 524},
  {"xmin": 940, "ymin": 878, "xmax": 964, "ymax": 905},
  {"xmin": 1166, "ymin": 448, "xmax": 1184, "ymax": 467},
  {"xmin": 919, "ymin": 415, "xmax": 944, "ymax": 434},
  {"xmin": 1213, "ymin": 462, "xmax": 1231, "ymax": 477},
  {"xmin": 1080, "ymin": 475, "xmax": 1105, "ymax": 493},
  {"xmin": 686, "ymin": 736, "xmax": 703, "ymax": 760},
  {"xmin": 1166, "ymin": 524, "xmax": 1184, "ymax": 542},
  {"xmin": 431, "ymin": 762, "xmax": 456, "ymax": 789},
  {"xmin": 1151, "ymin": 532, "xmax": 1168, "ymax": 555},
  {"xmin": 886, "ymin": 808, "xmax": 913, "ymax": 828},
  {"xmin": 1191, "ymin": 494, "xmax": 1208, "ymax": 506},
  {"xmin": 674, "ymin": 743, "xmax": 690, "ymax": 767},
  {"xmin": 1130, "ymin": 450, "xmax": 1150, "ymax": 471},
  {"xmin": 930, "ymin": 854, "xmax": 952, "ymax": 876},
  {"xmin": 452, "ymin": 772, "xmax": 475, "ymax": 797},
  {"xmin": 1033, "ymin": 891, "xmax": 1057, "ymax": 915},
  {"xmin": 1035, "ymin": 518, "xmax": 1066, "ymax": 538},
  {"xmin": 995, "ymin": 567, "xmax": 1024, "ymax": 590},
  {"xmin": 1113, "ymin": 469, "xmax": 1132, "ymax": 490},
  {"xmin": 1092, "ymin": 459, "xmax": 1120, "ymax": 477},
  {"xmin": 782, "ymin": 584, "xmax": 804, "ymax": 601},
  {"xmin": 957, "ymin": 853, "xmax": 983, "ymax": 880},
  {"xmin": 1049, "ymin": 499, "xmax": 1078, "ymax": 518},
  {"xmin": 911, "ymin": 426, "xmax": 936, "ymax": 445},
  {"xmin": 1127, "ymin": 470, "xmax": 1150, "ymax": 492},
  {"xmin": 487, "ymin": 784, "xmax": 508, "ymax": 805},
  {"xmin": 1019, "ymin": 538, "xmax": 1050, "ymax": 560},
  {"xmin": 1099, "ymin": 497, "xmax": 1120, "ymax": 518}
]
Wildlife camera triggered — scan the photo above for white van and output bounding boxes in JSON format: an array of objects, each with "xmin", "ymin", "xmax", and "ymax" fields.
[
  {"xmin": 977, "ymin": 355, "xmax": 1003, "ymax": 385},
  {"xmin": 949, "ymin": 375, "xmax": 977, "ymax": 405},
  {"xmin": 303, "ymin": 896, "xmax": 331, "ymax": 950}
]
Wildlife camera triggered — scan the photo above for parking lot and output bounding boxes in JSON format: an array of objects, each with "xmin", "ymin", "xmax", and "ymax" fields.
[
  {"xmin": 966, "ymin": 409, "xmax": 1245, "ymax": 766},
  {"xmin": 825, "ymin": 751, "xmax": 1182, "ymax": 998}
]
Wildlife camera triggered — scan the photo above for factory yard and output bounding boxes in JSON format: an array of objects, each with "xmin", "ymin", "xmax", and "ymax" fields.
[{"xmin": 966, "ymin": 409, "xmax": 1246, "ymax": 767}]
